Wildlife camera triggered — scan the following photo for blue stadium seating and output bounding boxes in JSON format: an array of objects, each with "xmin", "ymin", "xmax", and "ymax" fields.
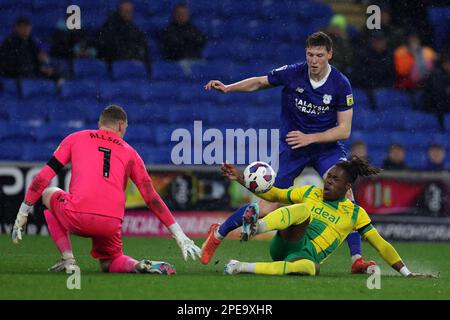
[
  {"xmin": 152, "ymin": 61, "xmax": 186, "ymax": 81},
  {"xmin": 23, "ymin": 142, "xmax": 57, "ymax": 161},
  {"xmin": 373, "ymin": 89, "xmax": 413, "ymax": 110},
  {"xmin": 125, "ymin": 125, "xmax": 155, "ymax": 144},
  {"xmin": 21, "ymin": 79, "xmax": 56, "ymax": 99},
  {"xmin": 445, "ymin": 114, "xmax": 450, "ymax": 132},
  {"xmin": 60, "ymin": 80, "xmax": 99, "ymax": 100},
  {"xmin": 112, "ymin": 60, "xmax": 148, "ymax": 80},
  {"xmin": 7, "ymin": 99, "xmax": 50, "ymax": 124},
  {"xmin": 73, "ymin": 59, "xmax": 109, "ymax": 79},
  {"xmin": 35, "ymin": 123, "xmax": 74, "ymax": 142},
  {"xmin": 0, "ymin": 78, "xmax": 19, "ymax": 98},
  {"xmin": 0, "ymin": 123, "xmax": 36, "ymax": 142},
  {"xmin": 126, "ymin": 104, "xmax": 170, "ymax": 125},
  {"xmin": 402, "ymin": 112, "xmax": 440, "ymax": 132}
]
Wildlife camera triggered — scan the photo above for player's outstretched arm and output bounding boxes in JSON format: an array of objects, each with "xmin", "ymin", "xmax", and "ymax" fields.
[
  {"xmin": 131, "ymin": 153, "xmax": 201, "ymax": 261},
  {"xmin": 12, "ymin": 162, "xmax": 60, "ymax": 244},
  {"xmin": 204, "ymin": 76, "xmax": 271, "ymax": 93},
  {"xmin": 364, "ymin": 227, "xmax": 437, "ymax": 278},
  {"xmin": 220, "ymin": 162, "xmax": 291, "ymax": 203}
]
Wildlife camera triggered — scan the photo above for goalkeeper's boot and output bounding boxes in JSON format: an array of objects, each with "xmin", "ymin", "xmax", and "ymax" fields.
[
  {"xmin": 48, "ymin": 257, "xmax": 77, "ymax": 273},
  {"xmin": 135, "ymin": 260, "xmax": 176, "ymax": 275},
  {"xmin": 224, "ymin": 260, "xmax": 241, "ymax": 275},
  {"xmin": 351, "ymin": 257, "xmax": 377, "ymax": 274},
  {"xmin": 240, "ymin": 202, "xmax": 259, "ymax": 242},
  {"xmin": 200, "ymin": 223, "xmax": 221, "ymax": 265}
]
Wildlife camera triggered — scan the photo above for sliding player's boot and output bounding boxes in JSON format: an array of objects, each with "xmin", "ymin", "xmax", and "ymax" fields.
[
  {"xmin": 200, "ymin": 223, "xmax": 221, "ymax": 265},
  {"xmin": 135, "ymin": 260, "xmax": 176, "ymax": 275},
  {"xmin": 351, "ymin": 257, "xmax": 377, "ymax": 274},
  {"xmin": 240, "ymin": 202, "xmax": 259, "ymax": 242},
  {"xmin": 48, "ymin": 257, "xmax": 77, "ymax": 273}
]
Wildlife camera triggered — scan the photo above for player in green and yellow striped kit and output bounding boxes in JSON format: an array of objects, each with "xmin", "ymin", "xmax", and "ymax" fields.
[{"xmin": 221, "ymin": 157, "xmax": 435, "ymax": 278}]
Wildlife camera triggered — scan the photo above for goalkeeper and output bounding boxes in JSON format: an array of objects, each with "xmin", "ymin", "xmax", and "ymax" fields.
[
  {"xmin": 11, "ymin": 105, "xmax": 201, "ymax": 275},
  {"xmin": 221, "ymin": 157, "xmax": 436, "ymax": 278}
]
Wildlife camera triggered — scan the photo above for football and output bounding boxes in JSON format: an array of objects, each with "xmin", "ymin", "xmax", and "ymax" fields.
[{"xmin": 243, "ymin": 161, "xmax": 276, "ymax": 193}]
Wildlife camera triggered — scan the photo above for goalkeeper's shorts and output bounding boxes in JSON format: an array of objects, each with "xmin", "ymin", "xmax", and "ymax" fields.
[
  {"xmin": 269, "ymin": 231, "xmax": 320, "ymax": 264},
  {"xmin": 46, "ymin": 190, "xmax": 123, "ymax": 260}
]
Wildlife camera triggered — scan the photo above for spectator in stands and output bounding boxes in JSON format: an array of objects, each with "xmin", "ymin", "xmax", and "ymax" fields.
[
  {"xmin": 97, "ymin": 0, "xmax": 150, "ymax": 69},
  {"xmin": 421, "ymin": 143, "xmax": 447, "ymax": 171},
  {"xmin": 359, "ymin": 3, "xmax": 404, "ymax": 52},
  {"xmin": 382, "ymin": 143, "xmax": 409, "ymax": 171},
  {"xmin": 394, "ymin": 32, "xmax": 437, "ymax": 90},
  {"xmin": 422, "ymin": 52, "xmax": 450, "ymax": 131},
  {"xmin": 325, "ymin": 14, "xmax": 353, "ymax": 74},
  {"xmin": 0, "ymin": 17, "xmax": 63, "ymax": 81},
  {"xmin": 159, "ymin": 3, "xmax": 207, "ymax": 61},
  {"xmin": 350, "ymin": 140, "xmax": 369, "ymax": 162},
  {"xmin": 351, "ymin": 30, "xmax": 395, "ymax": 100},
  {"xmin": 51, "ymin": 19, "xmax": 96, "ymax": 59}
]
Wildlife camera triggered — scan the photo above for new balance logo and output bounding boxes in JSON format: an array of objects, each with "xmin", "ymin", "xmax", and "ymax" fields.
[{"xmin": 296, "ymin": 87, "xmax": 304, "ymax": 94}]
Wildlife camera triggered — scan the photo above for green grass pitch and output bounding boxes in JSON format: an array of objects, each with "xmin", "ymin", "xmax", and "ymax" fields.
[{"xmin": 0, "ymin": 235, "xmax": 448, "ymax": 300}]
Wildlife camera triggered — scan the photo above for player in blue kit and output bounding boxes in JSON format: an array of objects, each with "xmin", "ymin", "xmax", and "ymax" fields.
[{"xmin": 202, "ymin": 31, "xmax": 375, "ymax": 273}]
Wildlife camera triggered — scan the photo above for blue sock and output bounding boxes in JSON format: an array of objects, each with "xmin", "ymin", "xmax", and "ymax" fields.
[
  {"xmin": 218, "ymin": 204, "xmax": 249, "ymax": 237},
  {"xmin": 347, "ymin": 231, "xmax": 362, "ymax": 257}
]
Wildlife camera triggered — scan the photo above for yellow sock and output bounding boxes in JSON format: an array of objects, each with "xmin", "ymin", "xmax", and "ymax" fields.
[
  {"xmin": 254, "ymin": 259, "xmax": 316, "ymax": 276},
  {"xmin": 261, "ymin": 203, "xmax": 310, "ymax": 232}
]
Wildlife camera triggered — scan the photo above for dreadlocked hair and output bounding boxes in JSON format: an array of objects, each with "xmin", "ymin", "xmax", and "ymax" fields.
[{"xmin": 335, "ymin": 156, "xmax": 381, "ymax": 183}]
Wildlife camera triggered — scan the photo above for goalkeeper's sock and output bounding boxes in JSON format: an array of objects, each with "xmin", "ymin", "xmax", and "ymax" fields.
[
  {"xmin": 109, "ymin": 255, "xmax": 138, "ymax": 273},
  {"xmin": 347, "ymin": 231, "xmax": 362, "ymax": 260},
  {"xmin": 254, "ymin": 260, "xmax": 316, "ymax": 276},
  {"xmin": 218, "ymin": 204, "xmax": 249, "ymax": 237},
  {"xmin": 44, "ymin": 209, "xmax": 72, "ymax": 254},
  {"xmin": 259, "ymin": 204, "xmax": 310, "ymax": 233}
]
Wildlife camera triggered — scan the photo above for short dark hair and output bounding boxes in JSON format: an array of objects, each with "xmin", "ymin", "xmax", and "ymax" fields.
[
  {"xmin": 15, "ymin": 17, "xmax": 31, "ymax": 26},
  {"xmin": 306, "ymin": 31, "xmax": 333, "ymax": 52},
  {"xmin": 389, "ymin": 143, "xmax": 404, "ymax": 151},
  {"xmin": 351, "ymin": 140, "xmax": 367, "ymax": 149},
  {"xmin": 428, "ymin": 143, "xmax": 444, "ymax": 150},
  {"xmin": 99, "ymin": 105, "xmax": 127, "ymax": 125}
]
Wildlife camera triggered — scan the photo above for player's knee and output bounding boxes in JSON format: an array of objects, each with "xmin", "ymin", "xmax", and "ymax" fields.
[{"xmin": 42, "ymin": 187, "xmax": 61, "ymax": 208}]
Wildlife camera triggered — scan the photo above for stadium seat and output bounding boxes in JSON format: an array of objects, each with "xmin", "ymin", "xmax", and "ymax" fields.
[
  {"xmin": 73, "ymin": 59, "xmax": 109, "ymax": 79},
  {"xmin": 60, "ymin": 80, "xmax": 99, "ymax": 100},
  {"xmin": 100, "ymin": 80, "xmax": 148, "ymax": 102},
  {"xmin": 352, "ymin": 88, "xmax": 371, "ymax": 109},
  {"xmin": 47, "ymin": 101, "xmax": 89, "ymax": 124},
  {"xmin": 35, "ymin": 123, "xmax": 75, "ymax": 142},
  {"xmin": 125, "ymin": 125, "xmax": 155, "ymax": 144},
  {"xmin": 152, "ymin": 61, "xmax": 186, "ymax": 81},
  {"xmin": 126, "ymin": 104, "xmax": 170, "ymax": 125},
  {"xmin": 23, "ymin": 142, "xmax": 57, "ymax": 161},
  {"xmin": 2, "ymin": 141, "xmax": 28, "ymax": 161},
  {"xmin": 8, "ymin": 99, "xmax": 50, "ymax": 124},
  {"xmin": 0, "ymin": 77, "xmax": 19, "ymax": 98},
  {"xmin": 21, "ymin": 79, "xmax": 57, "ymax": 99},
  {"xmin": 444, "ymin": 114, "xmax": 450, "ymax": 132},
  {"xmin": 373, "ymin": 89, "xmax": 413, "ymax": 110},
  {"xmin": 0, "ymin": 123, "xmax": 36, "ymax": 142},
  {"xmin": 154, "ymin": 124, "xmax": 184, "ymax": 146},
  {"xmin": 141, "ymin": 81, "xmax": 179, "ymax": 102},
  {"xmin": 402, "ymin": 112, "xmax": 440, "ymax": 132},
  {"xmin": 112, "ymin": 60, "xmax": 148, "ymax": 80}
]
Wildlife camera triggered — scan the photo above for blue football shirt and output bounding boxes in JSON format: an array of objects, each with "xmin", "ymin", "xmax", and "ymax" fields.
[{"xmin": 267, "ymin": 62, "xmax": 354, "ymax": 152}]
